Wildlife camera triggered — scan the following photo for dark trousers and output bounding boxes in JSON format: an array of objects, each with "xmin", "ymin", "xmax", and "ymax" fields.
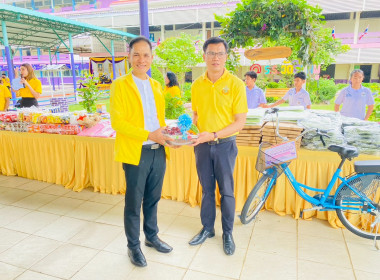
[
  {"xmin": 122, "ymin": 146, "xmax": 166, "ymax": 249},
  {"xmin": 194, "ymin": 140, "xmax": 238, "ymax": 234},
  {"xmin": 20, "ymin": 97, "xmax": 38, "ymax": 108}
]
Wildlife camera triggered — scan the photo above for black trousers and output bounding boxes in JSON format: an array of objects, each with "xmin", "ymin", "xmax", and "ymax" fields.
[
  {"xmin": 194, "ymin": 140, "xmax": 238, "ymax": 234},
  {"xmin": 20, "ymin": 97, "xmax": 38, "ymax": 108},
  {"xmin": 122, "ymin": 146, "xmax": 166, "ymax": 249}
]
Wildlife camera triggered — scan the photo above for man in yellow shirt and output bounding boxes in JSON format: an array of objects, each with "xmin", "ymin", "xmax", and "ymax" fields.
[
  {"xmin": 110, "ymin": 36, "xmax": 173, "ymax": 267},
  {"xmin": 0, "ymin": 80, "xmax": 11, "ymax": 111},
  {"xmin": 189, "ymin": 37, "xmax": 248, "ymax": 255}
]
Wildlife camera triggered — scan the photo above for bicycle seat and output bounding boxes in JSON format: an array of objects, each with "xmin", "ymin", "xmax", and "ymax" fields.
[
  {"xmin": 328, "ymin": 145, "xmax": 359, "ymax": 159},
  {"xmin": 354, "ymin": 160, "xmax": 380, "ymax": 173}
]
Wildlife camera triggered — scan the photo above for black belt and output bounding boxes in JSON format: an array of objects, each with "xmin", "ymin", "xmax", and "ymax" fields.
[
  {"xmin": 207, "ymin": 135, "xmax": 236, "ymax": 145},
  {"xmin": 142, "ymin": 143, "xmax": 163, "ymax": 150}
]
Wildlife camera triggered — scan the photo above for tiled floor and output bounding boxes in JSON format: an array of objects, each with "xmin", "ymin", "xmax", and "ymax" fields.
[{"xmin": 0, "ymin": 174, "xmax": 379, "ymax": 280}]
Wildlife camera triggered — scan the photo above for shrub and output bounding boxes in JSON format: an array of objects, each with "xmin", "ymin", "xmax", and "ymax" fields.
[
  {"xmin": 307, "ymin": 78, "xmax": 338, "ymax": 104},
  {"xmin": 77, "ymin": 74, "xmax": 101, "ymax": 113},
  {"xmin": 165, "ymin": 93, "xmax": 185, "ymax": 119},
  {"xmin": 151, "ymin": 63, "xmax": 165, "ymax": 88},
  {"xmin": 181, "ymin": 82, "xmax": 192, "ymax": 102}
]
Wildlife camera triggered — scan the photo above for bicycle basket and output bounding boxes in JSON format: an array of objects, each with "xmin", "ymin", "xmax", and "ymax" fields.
[{"xmin": 256, "ymin": 141, "xmax": 297, "ymax": 176}]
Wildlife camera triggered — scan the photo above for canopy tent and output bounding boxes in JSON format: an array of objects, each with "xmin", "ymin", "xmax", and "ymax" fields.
[
  {"xmin": 41, "ymin": 64, "xmax": 70, "ymax": 97},
  {"xmin": 0, "ymin": 3, "xmax": 137, "ymax": 104}
]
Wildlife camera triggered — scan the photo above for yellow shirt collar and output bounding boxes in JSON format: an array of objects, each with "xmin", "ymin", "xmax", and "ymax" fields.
[{"xmin": 202, "ymin": 68, "xmax": 230, "ymax": 83}]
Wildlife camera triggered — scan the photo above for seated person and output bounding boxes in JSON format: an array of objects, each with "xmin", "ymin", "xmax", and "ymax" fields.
[
  {"xmin": 266, "ymin": 72, "xmax": 311, "ymax": 109},
  {"xmin": 0, "ymin": 78, "xmax": 11, "ymax": 111},
  {"xmin": 334, "ymin": 69, "xmax": 374, "ymax": 120},
  {"xmin": 244, "ymin": 71, "xmax": 266, "ymax": 109}
]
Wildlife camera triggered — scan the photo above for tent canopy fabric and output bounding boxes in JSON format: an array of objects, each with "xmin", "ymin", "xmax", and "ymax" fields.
[{"xmin": 0, "ymin": 4, "xmax": 137, "ymax": 49}]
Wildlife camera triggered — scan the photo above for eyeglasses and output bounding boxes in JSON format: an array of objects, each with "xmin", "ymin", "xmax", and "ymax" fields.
[{"xmin": 205, "ymin": 51, "xmax": 227, "ymax": 58}]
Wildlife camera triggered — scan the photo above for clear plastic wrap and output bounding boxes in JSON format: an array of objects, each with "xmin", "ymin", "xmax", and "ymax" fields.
[{"xmin": 299, "ymin": 110, "xmax": 345, "ymax": 150}]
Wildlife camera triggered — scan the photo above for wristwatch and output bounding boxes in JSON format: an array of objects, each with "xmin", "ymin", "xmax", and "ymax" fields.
[{"xmin": 213, "ymin": 132, "xmax": 218, "ymax": 141}]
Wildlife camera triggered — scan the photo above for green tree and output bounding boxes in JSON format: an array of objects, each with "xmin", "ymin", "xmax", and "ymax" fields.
[
  {"xmin": 215, "ymin": 0, "xmax": 349, "ymax": 67},
  {"xmin": 154, "ymin": 33, "xmax": 203, "ymax": 82}
]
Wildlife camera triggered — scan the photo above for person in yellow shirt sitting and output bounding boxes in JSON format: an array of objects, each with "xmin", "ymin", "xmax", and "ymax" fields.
[
  {"xmin": 0, "ymin": 78, "xmax": 11, "ymax": 111},
  {"xmin": 14, "ymin": 63, "xmax": 42, "ymax": 108},
  {"xmin": 163, "ymin": 72, "xmax": 181, "ymax": 98}
]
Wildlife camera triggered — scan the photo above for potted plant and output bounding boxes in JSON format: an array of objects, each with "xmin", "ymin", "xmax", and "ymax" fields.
[{"xmin": 77, "ymin": 73, "xmax": 102, "ymax": 113}]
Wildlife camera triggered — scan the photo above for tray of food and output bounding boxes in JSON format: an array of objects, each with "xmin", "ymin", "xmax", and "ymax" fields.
[
  {"xmin": 162, "ymin": 114, "xmax": 199, "ymax": 146},
  {"xmin": 163, "ymin": 126, "xmax": 198, "ymax": 145}
]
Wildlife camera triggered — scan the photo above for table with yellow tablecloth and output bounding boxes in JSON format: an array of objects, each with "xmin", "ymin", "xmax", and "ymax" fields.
[{"xmin": 1, "ymin": 131, "xmax": 379, "ymax": 228}]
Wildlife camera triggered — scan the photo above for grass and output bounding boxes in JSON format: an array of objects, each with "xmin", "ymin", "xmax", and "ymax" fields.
[{"xmin": 69, "ymin": 98, "xmax": 110, "ymax": 112}]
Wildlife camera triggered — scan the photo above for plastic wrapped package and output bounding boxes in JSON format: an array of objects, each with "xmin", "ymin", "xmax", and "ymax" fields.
[
  {"xmin": 299, "ymin": 110, "xmax": 345, "ymax": 150},
  {"xmin": 246, "ymin": 108, "xmax": 266, "ymax": 125},
  {"xmin": 343, "ymin": 124, "xmax": 380, "ymax": 156},
  {"xmin": 263, "ymin": 110, "xmax": 308, "ymax": 123}
]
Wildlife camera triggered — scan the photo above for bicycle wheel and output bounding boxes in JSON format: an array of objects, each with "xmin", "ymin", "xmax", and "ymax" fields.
[
  {"xmin": 240, "ymin": 174, "xmax": 276, "ymax": 224},
  {"xmin": 335, "ymin": 174, "xmax": 380, "ymax": 239}
]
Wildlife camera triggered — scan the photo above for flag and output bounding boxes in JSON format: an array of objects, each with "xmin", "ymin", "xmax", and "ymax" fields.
[
  {"xmin": 331, "ymin": 26, "xmax": 336, "ymax": 39},
  {"xmin": 359, "ymin": 25, "xmax": 369, "ymax": 40}
]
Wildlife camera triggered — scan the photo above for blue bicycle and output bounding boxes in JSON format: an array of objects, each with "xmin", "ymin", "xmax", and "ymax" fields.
[{"xmin": 240, "ymin": 109, "xmax": 380, "ymax": 240}]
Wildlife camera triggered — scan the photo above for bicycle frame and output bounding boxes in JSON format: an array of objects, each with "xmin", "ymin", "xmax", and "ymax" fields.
[{"xmin": 270, "ymin": 162, "xmax": 380, "ymax": 212}]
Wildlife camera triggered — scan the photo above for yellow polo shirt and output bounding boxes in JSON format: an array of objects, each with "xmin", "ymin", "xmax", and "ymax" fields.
[
  {"xmin": 0, "ymin": 84, "xmax": 11, "ymax": 111},
  {"xmin": 191, "ymin": 69, "xmax": 248, "ymax": 136},
  {"xmin": 2, "ymin": 77, "xmax": 10, "ymax": 88},
  {"xmin": 163, "ymin": 85, "xmax": 181, "ymax": 98},
  {"xmin": 17, "ymin": 78, "xmax": 42, "ymax": 98}
]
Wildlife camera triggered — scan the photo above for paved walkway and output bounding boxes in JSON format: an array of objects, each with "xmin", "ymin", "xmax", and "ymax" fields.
[{"xmin": 0, "ymin": 175, "xmax": 379, "ymax": 280}]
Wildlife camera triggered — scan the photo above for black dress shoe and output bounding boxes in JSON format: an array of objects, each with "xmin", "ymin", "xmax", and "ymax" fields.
[
  {"xmin": 189, "ymin": 228, "xmax": 215, "ymax": 245},
  {"xmin": 222, "ymin": 233, "xmax": 235, "ymax": 255},
  {"xmin": 145, "ymin": 237, "xmax": 173, "ymax": 253},
  {"xmin": 128, "ymin": 247, "xmax": 147, "ymax": 267}
]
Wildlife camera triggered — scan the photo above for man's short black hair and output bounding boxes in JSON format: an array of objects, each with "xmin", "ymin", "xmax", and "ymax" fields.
[
  {"xmin": 129, "ymin": 36, "xmax": 152, "ymax": 51},
  {"xmin": 203, "ymin": 37, "xmax": 228, "ymax": 53},
  {"xmin": 294, "ymin": 72, "xmax": 306, "ymax": 80},
  {"xmin": 245, "ymin": 71, "xmax": 257, "ymax": 80}
]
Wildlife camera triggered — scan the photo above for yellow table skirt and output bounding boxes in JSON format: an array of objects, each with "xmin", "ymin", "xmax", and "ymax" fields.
[{"xmin": 1, "ymin": 131, "xmax": 379, "ymax": 228}]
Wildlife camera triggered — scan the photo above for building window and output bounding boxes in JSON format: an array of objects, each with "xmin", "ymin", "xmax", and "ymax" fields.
[
  {"xmin": 323, "ymin": 13, "xmax": 350, "ymax": 20},
  {"xmin": 175, "ymin": 23, "xmax": 202, "ymax": 30},
  {"xmin": 359, "ymin": 65, "xmax": 372, "ymax": 83},
  {"xmin": 149, "ymin": 26, "xmax": 161, "ymax": 32},
  {"xmin": 320, "ymin": 64, "xmax": 336, "ymax": 79},
  {"xmin": 127, "ymin": 27, "xmax": 140, "ymax": 35},
  {"xmin": 34, "ymin": 1, "xmax": 43, "ymax": 7},
  {"xmin": 359, "ymin": 10, "xmax": 380, "ymax": 19},
  {"xmin": 164, "ymin": 25, "xmax": 174, "ymax": 31}
]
